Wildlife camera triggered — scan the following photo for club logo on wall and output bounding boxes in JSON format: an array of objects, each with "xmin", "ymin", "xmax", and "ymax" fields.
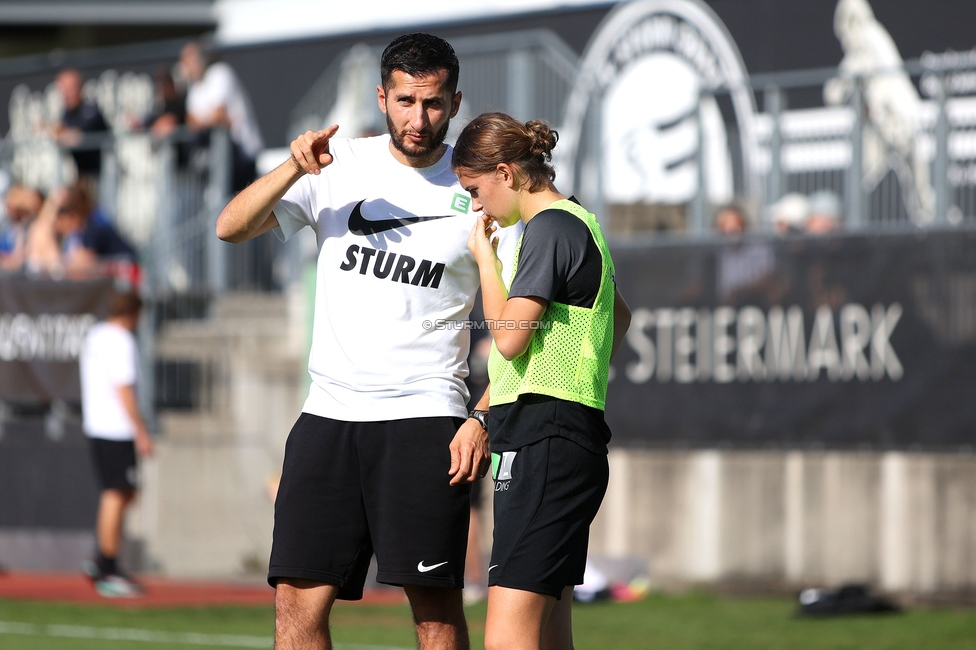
[{"xmin": 558, "ymin": 0, "xmax": 761, "ymax": 215}]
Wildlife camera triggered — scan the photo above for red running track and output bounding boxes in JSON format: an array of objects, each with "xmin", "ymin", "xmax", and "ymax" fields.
[{"xmin": 0, "ymin": 572, "xmax": 406, "ymax": 608}]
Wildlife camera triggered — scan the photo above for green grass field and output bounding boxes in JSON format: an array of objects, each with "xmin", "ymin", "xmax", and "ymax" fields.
[{"xmin": 1, "ymin": 592, "xmax": 975, "ymax": 649}]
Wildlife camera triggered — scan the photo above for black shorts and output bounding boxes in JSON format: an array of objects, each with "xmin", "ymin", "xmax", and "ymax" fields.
[
  {"xmin": 488, "ymin": 436, "xmax": 609, "ymax": 598},
  {"xmin": 88, "ymin": 437, "xmax": 138, "ymax": 492},
  {"xmin": 268, "ymin": 413, "xmax": 470, "ymax": 600}
]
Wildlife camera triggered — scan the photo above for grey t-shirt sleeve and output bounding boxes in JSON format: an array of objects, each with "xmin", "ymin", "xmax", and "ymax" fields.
[{"xmin": 508, "ymin": 209, "xmax": 590, "ymax": 302}]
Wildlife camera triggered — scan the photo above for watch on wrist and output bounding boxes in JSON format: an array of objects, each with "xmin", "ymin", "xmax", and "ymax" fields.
[{"xmin": 468, "ymin": 409, "xmax": 489, "ymax": 432}]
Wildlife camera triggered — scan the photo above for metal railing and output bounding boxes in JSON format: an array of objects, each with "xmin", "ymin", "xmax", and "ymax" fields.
[
  {"xmin": 0, "ymin": 125, "xmax": 283, "ymax": 297},
  {"xmin": 287, "ymin": 29, "xmax": 579, "ymax": 142},
  {"xmin": 287, "ymin": 33, "xmax": 976, "ymax": 239},
  {"xmin": 678, "ymin": 56, "xmax": 976, "ymax": 236}
]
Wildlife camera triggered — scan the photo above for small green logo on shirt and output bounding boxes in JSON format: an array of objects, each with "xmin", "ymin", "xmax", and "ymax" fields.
[{"xmin": 451, "ymin": 193, "xmax": 471, "ymax": 213}]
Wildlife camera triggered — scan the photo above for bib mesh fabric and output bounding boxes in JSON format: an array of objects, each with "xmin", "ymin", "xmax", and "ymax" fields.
[{"xmin": 488, "ymin": 200, "xmax": 616, "ymax": 410}]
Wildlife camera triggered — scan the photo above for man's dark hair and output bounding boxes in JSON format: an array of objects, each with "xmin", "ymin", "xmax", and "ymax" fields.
[
  {"xmin": 380, "ymin": 33, "xmax": 459, "ymax": 93},
  {"xmin": 108, "ymin": 291, "xmax": 143, "ymax": 318}
]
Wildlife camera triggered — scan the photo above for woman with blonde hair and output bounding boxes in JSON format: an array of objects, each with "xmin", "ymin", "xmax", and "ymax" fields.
[{"xmin": 453, "ymin": 112, "xmax": 631, "ymax": 650}]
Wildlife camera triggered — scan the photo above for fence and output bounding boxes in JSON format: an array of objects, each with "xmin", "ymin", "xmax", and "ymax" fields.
[
  {"xmin": 1, "ymin": 65, "xmax": 281, "ymax": 298},
  {"xmin": 679, "ymin": 56, "xmax": 976, "ymax": 235},
  {"xmin": 286, "ymin": 29, "xmax": 579, "ymax": 145},
  {"xmin": 284, "ymin": 33, "xmax": 976, "ymax": 238}
]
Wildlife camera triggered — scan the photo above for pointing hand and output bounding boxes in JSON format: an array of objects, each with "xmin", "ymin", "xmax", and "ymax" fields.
[{"xmin": 290, "ymin": 125, "xmax": 339, "ymax": 176}]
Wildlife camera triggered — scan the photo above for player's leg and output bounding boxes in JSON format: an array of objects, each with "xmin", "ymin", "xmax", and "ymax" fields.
[
  {"xmin": 484, "ymin": 585, "xmax": 555, "ymax": 650},
  {"xmin": 274, "ymin": 579, "xmax": 340, "ymax": 650},
  {"xmin": 487, "ymin": 437, "xmax": 608, "ymax": 650},
  {"xmin": 87, "ymin": 437, "xmax": 139, "ymax": 585},
  {"xmin": 362, "ymin": 417, "xmax": 471, "ymax": 650},
  {"xmin": 540, "ymin": 586, "xmax": 575, "ymax": 650},
  {"xmin": 404, "ymin": 584, "xmax": 469, "ymax": 650},
  {"xmin": 95, "ymin": 488, "xmax": 133, "ymax": 560},
  {"xmin": 463, "ymin": 480, "xmax": 487, "ymax": 602},
  {"xmin": 269, "ymin": 414, "xmax": 374, "ymax": 647}
]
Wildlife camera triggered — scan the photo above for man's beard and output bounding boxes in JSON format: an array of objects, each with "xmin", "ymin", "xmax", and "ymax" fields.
[{"xmin": 387, "ymin": 115, "xmax": 451, "ymax": 161}]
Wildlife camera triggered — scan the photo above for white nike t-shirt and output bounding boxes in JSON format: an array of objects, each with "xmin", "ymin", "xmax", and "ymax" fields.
[
  {"xmin": 79, "ymin": 321, "xmax": 138, "ymax": 440},
  {"xmin": 274, "ymin": 135, "xmax": 520, "ymax": 421}
]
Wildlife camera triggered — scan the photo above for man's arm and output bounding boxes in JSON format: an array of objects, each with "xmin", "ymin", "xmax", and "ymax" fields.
[
  {"xmin": 448, "ymin": 384, "xmax": 491, "ymax": 486},
  {"xmin": 216, "ymin": 126, "xmax": 338, "ymax": 243},
  {"xmin": 24, "ymin": 189, "xmax": 64, "ymax": 273},
  {"xmin": 117, "ymin": 384, "xmax": 153, "ymax": 458}
]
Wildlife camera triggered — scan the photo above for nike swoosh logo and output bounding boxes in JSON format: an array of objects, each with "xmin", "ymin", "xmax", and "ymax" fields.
[
  {"xmin": 349, "ymin": 200, "xmax": 455, "ymax": 236},
  {"xmin": 488, "ymin": 565, "xmax": 499, "ymax": 572},
  {"xmin": 418, "ymin": 560, "xmax": 449, "ymax": 573}
]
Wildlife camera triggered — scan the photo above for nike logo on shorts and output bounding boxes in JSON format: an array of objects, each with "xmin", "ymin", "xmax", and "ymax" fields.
[
  {"xmin": 417, "ymin": 560, "xmax": 449, "ymax": 573},
  {"xmin": 348, "ymin": 200, "xmax": 455, "ymax": 236},
  {"xmin": 488, "ymin": 565, "xmax": 499, "ymax": 572}
]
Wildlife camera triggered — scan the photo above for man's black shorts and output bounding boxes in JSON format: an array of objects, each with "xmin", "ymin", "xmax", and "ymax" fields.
[
  {"xmin": 268, "ymin": 413, "xmax": 470, "ymax": 600},
  {"xmin": 88, "ymin": 437, "xmax": 138, "ymax": 491},
  {"xmin": 488, "ymin": 435, "xmax": 609, "ymax": 598}
]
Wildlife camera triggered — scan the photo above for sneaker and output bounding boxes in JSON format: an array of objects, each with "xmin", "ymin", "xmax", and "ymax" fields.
[{"xmin": 94, "ymin": 574, "xmax": 143, "ymax": 598}]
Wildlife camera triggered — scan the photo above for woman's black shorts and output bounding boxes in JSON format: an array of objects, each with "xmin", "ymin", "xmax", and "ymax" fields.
[{"xmin": 488, "ymin": 435, "xmax": 609, "ymax": 598}]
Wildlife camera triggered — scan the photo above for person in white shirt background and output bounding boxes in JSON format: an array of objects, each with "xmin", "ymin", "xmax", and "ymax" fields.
[
  {"xmin": 180, "ymin": 40, "xmax": 264, "ymax": 192},
  {"xmin": 79, "ymin": 290, "xmax": 153, "ymax": 598}
]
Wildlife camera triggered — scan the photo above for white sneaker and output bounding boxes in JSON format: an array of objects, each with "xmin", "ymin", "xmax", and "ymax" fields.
[{"xmin": 95, "ymin": 574, "xmax": 143, "ymax": 598}]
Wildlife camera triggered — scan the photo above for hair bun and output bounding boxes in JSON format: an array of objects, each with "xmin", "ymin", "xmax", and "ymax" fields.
[{"xmin": 526, "ymin": 120, "xmax": 558, "ymax": 162}]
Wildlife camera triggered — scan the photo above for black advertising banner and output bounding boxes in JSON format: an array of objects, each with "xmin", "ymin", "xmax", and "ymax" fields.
[
  {"xmin": 0, "ymin": 277, "xmax": 113, "ymax": 403},
  {"xmin": 606, "ymin": 230, "xmax": 976, "ymax": 449}
]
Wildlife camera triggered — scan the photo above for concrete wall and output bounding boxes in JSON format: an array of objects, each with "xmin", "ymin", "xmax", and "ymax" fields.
[
  {"xmin": 589, "ymin": 449, "xmax": 976, "ymax": 593},
  {"xmin": 130, "ymin": 291, "xmax": 305, "ymax": 577}
]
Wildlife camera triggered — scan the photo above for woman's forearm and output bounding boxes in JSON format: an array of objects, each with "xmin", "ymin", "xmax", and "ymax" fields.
[{"xmin": 479, "ymin": 260, "xmax": 508, "ymax": 322}]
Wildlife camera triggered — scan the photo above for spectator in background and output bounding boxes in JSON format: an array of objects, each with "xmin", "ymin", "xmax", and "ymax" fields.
[
  {"xmin": 25, "ymin": 182, "xmax": 137, "ymax": 278},
  {"xmin": 145, "ymin": 67, "xmax": 186, "ymax": 140},
  {"xmin": 54, "ymin": 68, "xmax": 109, "ymax": 178},
  {"xmin": 714, "ymin": 202, "xmax": 749, "ymax": 236},
  {"xmin": 715, "ymin": 201, "xmax": 776, "ymax": 302},
  {"xmin": 80, "ymin": 290, "xmax": 152, "ymax": 598},
  {"xmin": 770, "ymin": 193, "xmax": 809, "ymax": 235},
  {"xmin": 805, "ymin": 190, "xmax": 842, "ymax": 235},
  {"xmin": 180, "ymin": 41, "xmax": 263, "ymax": 192},
  {"xmin": 0, "ymin": 183, "xmax": 43, "ymax": 271}
]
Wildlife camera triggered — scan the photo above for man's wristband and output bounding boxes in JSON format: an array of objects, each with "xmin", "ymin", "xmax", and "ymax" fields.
[{"xmin": 468, "ymin": 409, "xmax": 489, "ymax": 432}]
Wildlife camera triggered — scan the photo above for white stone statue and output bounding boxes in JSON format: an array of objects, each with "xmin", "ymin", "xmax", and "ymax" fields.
[{"xmin": 824, "ymin": 0, "xmax": 934, "ymax": 223}]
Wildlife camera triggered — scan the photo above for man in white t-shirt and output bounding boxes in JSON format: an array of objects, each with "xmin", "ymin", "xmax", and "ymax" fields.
[
  {"xmin": 181, "ymin": 41, "xmax": 264, "ymax": 192},
  {"xmin": 79, "ymin": 291, "xmax": 153, "ymax": 598},
  {"xmin": 217, "ymin": 33, "xmax": 514, "ymax": 650}
]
